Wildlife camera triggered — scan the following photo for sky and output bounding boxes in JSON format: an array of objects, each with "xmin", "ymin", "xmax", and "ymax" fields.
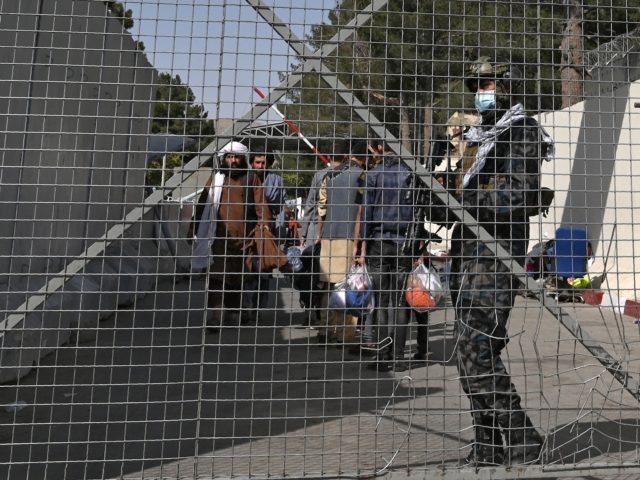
[{"xmin": 125, "ymin": 1, "xmax": 334, "ymax": 121}]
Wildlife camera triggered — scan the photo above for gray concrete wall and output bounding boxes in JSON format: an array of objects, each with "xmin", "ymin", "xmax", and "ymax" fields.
[
  {"xmin": 0, "ymin": 0, "xmax": 160, "ymax": 382},
  {"xmin": 0, "ymin": 0, "xmax": 157, "ymax": 314}
]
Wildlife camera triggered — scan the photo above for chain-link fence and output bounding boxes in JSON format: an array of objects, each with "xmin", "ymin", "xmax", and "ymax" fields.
[{"xmin": 2, "ymin": 1, "xmax": 640, "ymax": 478}]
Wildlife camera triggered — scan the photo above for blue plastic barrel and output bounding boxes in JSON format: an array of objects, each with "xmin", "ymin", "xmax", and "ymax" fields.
[{"xmin": 554, "ymin": 226, "xmax": 588, "ymax": 278}]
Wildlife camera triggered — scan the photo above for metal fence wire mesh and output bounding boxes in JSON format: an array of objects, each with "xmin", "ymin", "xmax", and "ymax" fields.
[{"xmin": 2, "ymin": 0, "xmax": 640, "ymax": 478}]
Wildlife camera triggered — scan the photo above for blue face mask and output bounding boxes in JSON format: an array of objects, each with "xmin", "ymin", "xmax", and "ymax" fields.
[{"xmin": 475, "ymin": 90, "xmax": 496, "ymax": 113}]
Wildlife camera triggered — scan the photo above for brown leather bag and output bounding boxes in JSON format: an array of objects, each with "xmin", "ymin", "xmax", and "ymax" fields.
[{"xmin": 245, "ymin": 223, "xmax": 288, "ymax": 272}]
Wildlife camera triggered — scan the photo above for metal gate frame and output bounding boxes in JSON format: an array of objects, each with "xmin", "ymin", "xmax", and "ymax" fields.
[{"xmin": 3, "ymin": 1, "xmax": 639, "ymax": 477}]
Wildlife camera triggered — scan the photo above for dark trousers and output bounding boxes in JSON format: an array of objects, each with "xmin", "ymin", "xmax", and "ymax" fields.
[
  {"xmin": 367, "ymin": 240, "xmax": 411, "ymax": 358},
  {"xmin": 415, "ymin": 310, "xmax": 429, "ymax": 355},
  {"xmin": 207, "ymin": 238, "xmax": 246, "ymax": 325},
  {"xmin": 245, "ymin": 271, "xmax": 270, "ymax": 311},
  {"xmin": 455, "ymin": 252, "xmax": 535, "ymax": 446}
]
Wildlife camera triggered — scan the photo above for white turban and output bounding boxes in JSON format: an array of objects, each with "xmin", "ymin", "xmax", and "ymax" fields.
[{"xmin": 218, "ymin": 141, "xmax": 248, "ymax": 160}]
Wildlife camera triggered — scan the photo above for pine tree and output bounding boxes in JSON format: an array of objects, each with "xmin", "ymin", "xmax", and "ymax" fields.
[
  {"xmin": 285, "ymin": 1, "xmax": 561, "ymax": 157},
  {"xmin": 286, "ymin": 0, "xmax": 640, "ymax": 157},
  {"xmin": 147, "ymin": 73, "xmax": 216, "ymax": 186},
  {"xmin": 101, "ymin": 2, "xmax": 216, "ymax": 185},
  {"xmin": 561, "ymin": 0, "xmax": 640, "ymax": 108},
  {"xmin": 105, "ymin": 1, "xmax": 134, "ymax": 30}
]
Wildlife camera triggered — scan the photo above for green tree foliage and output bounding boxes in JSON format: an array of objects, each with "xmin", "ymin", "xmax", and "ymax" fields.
[
  {"xmin": 561, "ymin": 0, "xmax": 640, "ymax": 107},
  {"xmin": 105, "ymin": 1, "xmax": 134, "ymax": 30},
  {"xmin": 285, "ymin": 0, "xmax": 563, "ymax": 155},
  {"xmin": 146, "ymin": 73, "xmax": 216, "ymax": 186},
  {"xmin": 281, "ymin": 153, "xmax": 318, "ymax": 200},
  {"xmin": 583, "ymin": 0, "xmax": 640, "ymax": 47},
  {"xmin": 102, "ymin": 3, "xmax": 215, "ymax": 186},
  {"xmin": 285, "ymin": 0, "xmax": 640, "ymax": 157},
  {"xmin": 105, "ymin": 1, "xmax": 145, "ymax": 50}
]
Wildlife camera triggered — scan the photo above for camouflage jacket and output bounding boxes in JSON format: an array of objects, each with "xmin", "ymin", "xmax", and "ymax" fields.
[{"xmin": 453, "ymin": 115, "xmax": 549, "ymax": 262}]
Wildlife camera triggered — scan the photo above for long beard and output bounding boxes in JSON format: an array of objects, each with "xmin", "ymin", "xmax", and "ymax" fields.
[
  {"xmin": 227, "ymin": 164, "xmax": 249, "ymax": 179},
  {"xmin": 219, "ymin": 158, "xmax": 248, "ymax": 178}
]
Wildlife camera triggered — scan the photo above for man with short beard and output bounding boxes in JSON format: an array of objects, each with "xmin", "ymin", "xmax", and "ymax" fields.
[
  {"xmin": 244, "ymin": 148, "xmax": 289, "ymax": 321},
  {"xmin": 191, "ymin": 141, "xmax": 270, "ymax": 331}
]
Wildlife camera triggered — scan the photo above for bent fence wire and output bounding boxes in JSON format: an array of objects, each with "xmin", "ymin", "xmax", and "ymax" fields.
[{"xmin": 1, "ymin": 0, "xmax": 640, "ymax": 478}]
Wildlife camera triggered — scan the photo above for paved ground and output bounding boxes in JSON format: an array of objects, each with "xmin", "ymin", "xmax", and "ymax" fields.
[{"xmin": 1, "ymin": 273, "xmax": 639, "ymax": 479}]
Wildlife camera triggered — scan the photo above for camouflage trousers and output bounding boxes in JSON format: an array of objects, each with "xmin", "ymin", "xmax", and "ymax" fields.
[{"xmin": 454, "ymin": 252, "xmax": 528, "ymax": 436}]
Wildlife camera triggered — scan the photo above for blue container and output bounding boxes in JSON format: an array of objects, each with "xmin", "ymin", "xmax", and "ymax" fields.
[{"xmin": 554, "ymin": 227, "xmax": 588, "ymax": 278}]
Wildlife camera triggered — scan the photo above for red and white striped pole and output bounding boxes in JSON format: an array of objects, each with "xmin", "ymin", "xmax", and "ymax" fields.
[{"xmin": 254, "ymin": 87, "xmax": 331, "ymax": 166}]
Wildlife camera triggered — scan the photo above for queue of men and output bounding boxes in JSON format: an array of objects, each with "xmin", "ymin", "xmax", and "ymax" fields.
[{"xmin": 193, "ymin": 55, "xmax": 552, "ymax": 468}]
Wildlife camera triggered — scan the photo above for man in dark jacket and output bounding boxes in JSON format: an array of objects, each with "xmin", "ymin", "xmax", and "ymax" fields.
[
  {"xmin": 452, "ymin": 56, "xmax": 554, "ymax": 467},
  {"xmin": 359, "ymin": 151, "xmax": 418, "ymax": 372}
]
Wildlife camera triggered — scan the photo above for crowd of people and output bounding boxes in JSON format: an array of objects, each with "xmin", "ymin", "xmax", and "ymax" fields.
[{"xmin": 191, "ymin": 56, "xmax": 554, "ymax": 468}]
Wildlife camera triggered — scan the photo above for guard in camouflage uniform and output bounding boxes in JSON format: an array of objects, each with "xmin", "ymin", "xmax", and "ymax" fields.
[{"xmin": 450, "ymin": 56, "xmax": 555, "ymax": 467}]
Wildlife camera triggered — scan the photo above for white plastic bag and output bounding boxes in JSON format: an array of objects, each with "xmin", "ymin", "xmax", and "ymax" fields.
[
  {"xmin": 405, "ymin": 263, "xmax": 445, "ymax": 312},
  {"xmin": 346, "ymin": 264, "xmax": 372, "ymax": 292},
  {"xmin": 329, "ymin": 281, "xmax": 348, "ymax": 310},
  {"xmin": 329, "ymin": 265, "xmax": 375, "ymax": 316}
]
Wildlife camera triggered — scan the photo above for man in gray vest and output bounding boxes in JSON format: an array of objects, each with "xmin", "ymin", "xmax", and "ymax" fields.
[
  {"xmin": 315, "ymin": 139, "xmax": 369, "ymax": 345},
  {"xmin": 298, "ymin": 145, "xmax": 345, "ymax": 328}
]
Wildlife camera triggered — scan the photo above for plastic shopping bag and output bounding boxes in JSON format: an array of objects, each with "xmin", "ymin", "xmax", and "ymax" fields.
[
  {"xmin": 329, "ymin": 281, "xmax": 348, "ymax": 311},
  {"xmin": 285, "ymin": 245, "xmax": 305, "ymax": 273},
  {"xmin": 329, "ymin": 264, "xmax": 375, "ymax": 316},
  {"xmin": 405, "ymin": 263, "xmax": 445, "ymax": 312}
]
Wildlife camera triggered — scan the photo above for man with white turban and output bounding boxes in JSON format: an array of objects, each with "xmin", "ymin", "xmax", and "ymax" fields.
[{"xmin": 192, "ymin": 141, "xmax": 270, "ymax": 330}]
